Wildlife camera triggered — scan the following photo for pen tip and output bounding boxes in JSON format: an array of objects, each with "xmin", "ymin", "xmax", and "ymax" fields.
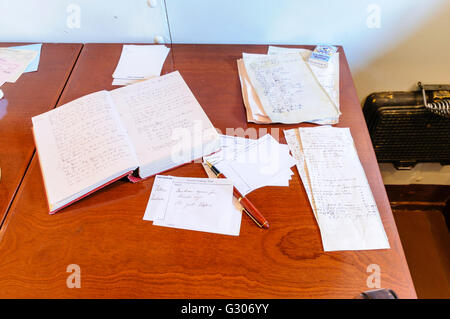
[{"xmin": 263, "ymin": 222, "xmax": 269, "ymax": 229}]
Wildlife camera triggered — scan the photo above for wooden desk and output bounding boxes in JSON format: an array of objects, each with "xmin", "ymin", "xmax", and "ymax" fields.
[
  {"xmin": 0, "ymin": 43, "xmax": 82, "ymax": 225},
  {"xmin": 0, "ymin": 44, "xmax": 416, "ymax": 298}
]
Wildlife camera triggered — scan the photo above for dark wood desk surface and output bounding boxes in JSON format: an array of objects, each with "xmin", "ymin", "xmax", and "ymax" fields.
[
  {"xmin": 0, "ymin": 43, "xmax": 82, "ymax": 225},
  {"xmin": 0, "ymin": 44, "xmax": 416, "ymax": 298}
]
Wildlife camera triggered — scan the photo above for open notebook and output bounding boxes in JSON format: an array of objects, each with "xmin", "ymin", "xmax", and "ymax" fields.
[{"xmin": 32, "ymin": 71, "xmax": 220, "ymax": 214}]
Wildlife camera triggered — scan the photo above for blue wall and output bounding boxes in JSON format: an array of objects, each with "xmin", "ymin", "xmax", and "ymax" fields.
[
  {"xmin": 0, "ymin": 0, "xmax": 170, "ymax": 43},
  {"xmin": 1, "ymin": 0, "xmax": 450, "ymax": 100},
  {"xmin": 165, "ymin": 0, "xmax": 445, "ymax": 71}
]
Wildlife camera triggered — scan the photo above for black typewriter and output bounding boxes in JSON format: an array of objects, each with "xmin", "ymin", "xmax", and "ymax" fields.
[{"xmin": 363, "ymin": 82, "xmax": 450, "ymax": 169}]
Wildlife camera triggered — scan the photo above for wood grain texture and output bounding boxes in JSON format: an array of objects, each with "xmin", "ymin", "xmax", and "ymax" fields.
[
  {"xmin": 0, "ymin": 43, "xmax": 82, "ymax": 224},
  {"xmin": 0, "ymin": 44, "xmax": 417, "ymax": 298}
]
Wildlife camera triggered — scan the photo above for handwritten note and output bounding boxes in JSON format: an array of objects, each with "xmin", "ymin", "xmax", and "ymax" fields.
[
  {"xmin": 242, "ymin": 53, "xmax": 340, "ymax": 124},
  {"xmin": 144, "ymin": 175, "xmax": 241, "ymax": 236},
  {"xmin": 0, "ymin": 48, "xmax": 38, "ymax": 84},
  {"xmin": 32, "ymin": 90, "xmax": 139, "ymax": 208},
  {"xmin": 111, "ymin": 71, "xmax": 220, "ymax": 178},
  {"xmin": 268, "ymin": 46, "xmax": 340, "ymax": 120},
  {"xmin": 237, "ymin": 59, "xmax": 271, "ymax": 124},
  {"xmin": 284, "ymin": 127, "xmax": 390, "ymax": 251},
  {"xmin": 284, "ymin": 128, "xmax": 318, "ymax": 221}
]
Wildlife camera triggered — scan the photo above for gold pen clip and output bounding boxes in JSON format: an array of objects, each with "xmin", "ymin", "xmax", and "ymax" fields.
[{"xmin": 241, "ymin": 206, "xmax": 263, "ymax": 228}]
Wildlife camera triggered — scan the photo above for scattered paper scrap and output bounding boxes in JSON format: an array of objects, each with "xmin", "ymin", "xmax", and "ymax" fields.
[
  {"xmin": 0, "ymin": 48, "xmax": 38, "ymax": 85},
  {"xmin": 204, "ymin": 134, "xmax": 296, "ymax": 196},
  {"xmin": 112, "ymin": 45, "xmax": 170, "ymax": 86}
]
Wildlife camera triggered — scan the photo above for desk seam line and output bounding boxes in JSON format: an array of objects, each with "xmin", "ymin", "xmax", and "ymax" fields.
[{"xmin": 0, "ymin": 43, "xmax": 84, "ymax": 232}]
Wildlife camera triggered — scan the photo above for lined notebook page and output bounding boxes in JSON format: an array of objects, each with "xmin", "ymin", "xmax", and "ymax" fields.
[
  {"xmin": 32, "ymin": 91, "xmax": 138, "ymax": 210},
  {"xmin": 111, "ymin": 71, "xmax": 220, "ymax": 178}
]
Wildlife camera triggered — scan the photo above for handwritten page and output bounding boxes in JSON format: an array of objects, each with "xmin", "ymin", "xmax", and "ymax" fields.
[
  {"xmin": 284, "ymin": 128, "xmax": 318, "ymax": 221},
  {"xmin": 201, "ymin": 162, "xmax": 244, "ymax": 215},
  {"xmin": 9, "ymin": 43, "xmax": 43, "ymax": 73},
  {"xmin": 268, "ymin": 46, "xmax": 340, "ymax": 115},
  {"xmin": 0, "ymin": 48, "xmax": 38, "ymax": 84},
  {"xmin": 112, "ymin": 45, "xmax": 170, "ymax": 85},
  {"xmin": 204, "ymin": 134, "xmax": 295, "ymax": 195},
  {"xmin": 285, "ymin": 127, "xmax": 390, "ymax": 251},
  {"xmin": 111, "ymin": 71, "xmax": 220, "ymax": 178},
  {"xmin": 144, "ymin": 175, "xmax": 241, "ymax": 236},
  {"xmin": 32, "ymin": 91, "xmax": 138, "ymax": 210},
  {"xmin": 238, "ymin": 50, "xmax": 339, "ymax": 125},
  {"xmin": 237, "ymin": 59, "xmax": 271, "ymax": 124},
  {"xmin": 242, "ymin": 53, "xmax": 340, "ymax": 124}
]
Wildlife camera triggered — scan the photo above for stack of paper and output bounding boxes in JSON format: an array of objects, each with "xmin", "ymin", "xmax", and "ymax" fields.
[
  {"xmin": 0, "ymin": 47, "xmax": 39, "ymax": 86},
  {"xmin": 112, "ymin": 45, "xmax": 170, "ymax": 86},
  {"xmin": 284, "ymin": 127, "xmax": 390, "ymax": 251},
  {"xmin": 203, "ymin": 134, "xmax": 296, "ymax": 196},
  {"xmin": 143, "ymin": 175, "xmax": 242, "ymax": 236},
  {"xmin": 237, "ymin": 46, "xmax": 340, "ymax": 124}
]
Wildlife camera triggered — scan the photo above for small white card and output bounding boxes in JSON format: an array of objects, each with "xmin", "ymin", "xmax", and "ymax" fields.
[
  {"xmin": 143, "ymin": 175, "xmax": 242, "ymax": 236},
  {"xmin": 112, "ymin": 45, "xmax": 170, "ymax": 81}
]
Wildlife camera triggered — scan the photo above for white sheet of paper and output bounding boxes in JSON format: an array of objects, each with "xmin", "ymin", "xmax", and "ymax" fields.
[
  {"xmin": 284, "ymin": 128, "xmax": 321, "ymax": 221},
  {"xmin": 112, "ymin": 45, "xmax": 170, "ymax": 80},
  {"xmin": 144, "ymin": 175, "xmax": 241, "ymax": 236},
  {"xmin": 285, "ymin": 127, "xmax": 390, "ymax": 251},
  {"xmin": 268, "ymin": 46, "xmax": 340, "ymax": 113},
  {"xmin": 204, "ymin": 134, "xmax": 295, "ymax": 195},
  {"xmin": 242, "ymin": 52, "xmax": 340, "ymax": 124},
  {"xmin": 143, "ymin": 175, "xmax": 174, "ymax": 221},
  {"xmin": 112, "ymin": 78, "xmax": 151, "ymax": 86},
  {"xmin": 238, "ymin": 54, "xmax": 339, "ymax": 125}
]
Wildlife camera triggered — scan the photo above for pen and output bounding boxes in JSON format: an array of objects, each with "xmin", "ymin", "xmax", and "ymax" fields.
[{"xmin": 205, "ymin": 161, "xmax": 269, "ymax": 229}]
